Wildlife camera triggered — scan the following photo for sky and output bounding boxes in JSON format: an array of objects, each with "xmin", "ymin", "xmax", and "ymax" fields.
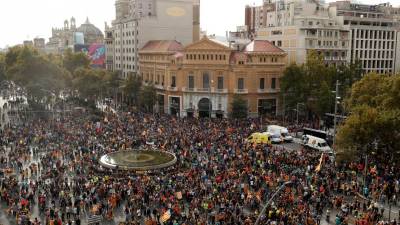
[{"xmin": 0, "ymin": 0, "xmax": 396, "ymax": 48}]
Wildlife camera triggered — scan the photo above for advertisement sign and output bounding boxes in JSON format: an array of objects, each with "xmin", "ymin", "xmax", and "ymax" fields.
[{"xmin": 74, "ymin": 44, "xmax": 105, "ymax": 68}]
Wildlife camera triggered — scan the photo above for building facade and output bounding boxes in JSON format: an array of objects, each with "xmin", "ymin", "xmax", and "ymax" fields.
[
  {"xmin": 139, "ymin": 37, "xmax": 286, "ymax": 118},
  {"xmin": 105, "ymin": 0, "xmax": 200, "ymax": 79},
  {"xmin": 256, "ymin": 0, "xmax": 350, "ymax": 66},
  {"xmin": 46, "ymin": 17, "xmax": 104, "ymax": 54},
  {"xmin": 251, "ymin": 0, "xmax": 400, "ymax": 73},
  {"xmin": 33, "ymin": 38, "xmax": 46, "ymax": 52},
  {"xmin": 329, "ymin": 1, "xmax": 400, "ymax": 74}
]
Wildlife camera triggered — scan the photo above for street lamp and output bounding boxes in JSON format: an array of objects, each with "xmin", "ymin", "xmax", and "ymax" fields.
[
  {"xmin": 255, "ymin": 181, "xmax": 292, "ymax": 225},
  {"xmin": 332, "ymin": 80, "xmax": 340, "ymax": 150}
]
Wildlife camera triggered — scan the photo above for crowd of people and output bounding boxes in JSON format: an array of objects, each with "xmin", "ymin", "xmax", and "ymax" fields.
[{"xmin": 0, "ymin": 104, "xmax": 399, "ymax": 225}]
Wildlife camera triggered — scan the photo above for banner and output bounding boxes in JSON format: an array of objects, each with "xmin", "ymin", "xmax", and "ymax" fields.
[{"xmin": 74, "ymin": 43, "xmax": 105, "ymax": 68}]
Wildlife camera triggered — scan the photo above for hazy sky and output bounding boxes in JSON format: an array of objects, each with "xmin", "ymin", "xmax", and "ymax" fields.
[{"xmin": 0, "ymin": 0, "xmax": 394, "ymax": 48}]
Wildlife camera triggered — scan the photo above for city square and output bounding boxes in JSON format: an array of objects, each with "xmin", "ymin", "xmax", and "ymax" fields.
[{"xmin": 1, "ymin": 0, "xmax": 400, "ymax": 224}]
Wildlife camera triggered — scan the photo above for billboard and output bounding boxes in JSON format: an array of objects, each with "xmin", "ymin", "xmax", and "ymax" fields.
[{"xmin": 74, "ymin": 44, "xmax": 105, "ymax": 68}]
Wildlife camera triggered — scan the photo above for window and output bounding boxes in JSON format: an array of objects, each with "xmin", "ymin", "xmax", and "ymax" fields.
[
  {"xmin": 217, "ymin": 76, "xmax": 224, "ymax": 89},
  {"xmin": 171, "ymin": 76, "xmax": 176, "ymax": 87},
  {"xmin": 203, "ymin": 72, "xmax": 210, "ymax": 88},
  {"xmin": 260, "ymin": 78, "xmax": 265, "ymax": 89},
  {"xmin": 271, "ymin": 78, "xmax": 276, "ymax": 89},
  {"xmin": 238, "ymin": 78, "xmax": 244, "ymax": 89},
  {"xmin": 188, "ymin": 75, "xmax": 194, "ymax": 89}
]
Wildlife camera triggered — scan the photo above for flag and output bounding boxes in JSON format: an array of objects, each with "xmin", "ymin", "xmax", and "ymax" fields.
[
  {"xmin": 160, "ymin": 209, "xmax": 171, "ymax": 223},
  {"xmin": 315, "ymin": 153, "xmax": 325, "ymax": 172}
]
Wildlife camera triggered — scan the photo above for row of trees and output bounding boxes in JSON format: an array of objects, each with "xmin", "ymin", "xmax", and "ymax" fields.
[
  {"xmin": 0, "ymin": 46, "xmax": 156, "ymax": 112},
  {"xmin": 335, "ymin": 73, "xmax": 400, "ymax": 163},
  {"xmin": 280, "ymin": 51, "xmax": 362, "ymax": 122}
]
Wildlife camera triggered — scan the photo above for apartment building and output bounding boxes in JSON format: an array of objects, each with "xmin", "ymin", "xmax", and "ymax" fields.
[
  {"xmin": 329, "ymin": 1, "xmax": 400, "ymax": 74},
  {"xmin": 257, "ymin": 0, "xmax": 350, "ymax": 66},
  {"xmin": 105, "ymin": 0, "xmax": 200, "ymax": 78},
  {"xmin": 139, "ymin": 37, "xmax": 286, "ymax": 118}
]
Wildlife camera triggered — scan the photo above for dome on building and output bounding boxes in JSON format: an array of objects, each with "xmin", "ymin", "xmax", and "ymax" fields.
[{"xmin": 77, "ymin": 17, "xmax": 104, "ymax": 45}]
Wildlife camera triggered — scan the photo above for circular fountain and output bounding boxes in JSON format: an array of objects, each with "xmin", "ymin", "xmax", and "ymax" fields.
[{"xmin": 99, "ymin": 149, "xmax": 177, "ymax": 171}]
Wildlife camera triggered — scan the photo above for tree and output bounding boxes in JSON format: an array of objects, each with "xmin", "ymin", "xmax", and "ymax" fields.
[
  {"xmin": 230, "ymin": 94, "xmax": 248, "ymax": 118},
  {"xmin": 5, "ymin": 46, "xmax": 68, "ymax": 104},
  {"xmin": 62, "ymin": 48, "xmax": 90, "ymax": 73},
  {"xmin": 72, "ymin": 68, "xmax": 104, "ymax": 101},
  {"xmin": 336, "ymin": 73, "xmax": 400, "ymax": 163},
  {"xmin": 124, "ymin": 74, "xmax": 142, "ymax": 106},
  {"xmin": 281, "ymin": 51, "xmax": 363, "ymax": 122},
  {"xmin": 336, "ymin": 60, "xmax": 363, "ymax": 97},
  {"xmin": 140, "ymin": 85, "xmax": 156, "ymax": 112},
  {"xmin": 280, "ymin": 63, "xmax": 307, "ymax": 110},
  {"xmin": 0, "ymin": 53, "xmax": 5, "ymax": 82},
  {"xmin": 281, "ymin": 51, "xmax": 334, "ymax": 120}
]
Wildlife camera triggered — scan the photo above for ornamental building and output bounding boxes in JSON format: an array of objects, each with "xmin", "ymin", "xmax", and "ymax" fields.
[
  {"xmin": 46, "ymin": 17, "xmax": 104, "ymax": 54},
  {"xmin": 139, "ymin": 37, "xmax": 286, "ymax": 118}
]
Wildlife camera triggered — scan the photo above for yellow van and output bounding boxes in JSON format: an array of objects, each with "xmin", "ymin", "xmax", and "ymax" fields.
[{"xmin": 246, "ymin": 132, "xmax": 272, "ymax": 145}]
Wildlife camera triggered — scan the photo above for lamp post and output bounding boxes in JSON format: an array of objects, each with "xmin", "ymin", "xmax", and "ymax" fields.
[
  {"xmin": 255, "ymin": 181, "xmax": 292, "ymax": 225},
  {"xmin": 332, "ymin": 80, "xmax": 340, "ymax": 150}
]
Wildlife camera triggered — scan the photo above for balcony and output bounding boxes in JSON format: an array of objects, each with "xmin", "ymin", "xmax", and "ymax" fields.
[
  {"xmin": 324, "ymin": 56, "xmax": 347, "ymax": 61},
  {"xmin": 258, "ymin": 88, "xmax": 280, "ymax": 93},
  {"xmin": 196, "ymin": 88, "xmax": 211, "ymax": 92},
  {"xmin": 182, "ymin": 87, "xmax": 196, "ymax": 92},
  {"xmin": 234, "ymin": 89, "xmax": 248, "ymax": 94},
  {"xmin": 154, "ymin": 84, "xmax": 165, "ymax": 90},
  {"xmin": 214, "ymin": 88, "xmax": 228, "ymax": 93},
  {"xmin": 167, "ymin": 86, "xmax": 178, "ymax": 91}
]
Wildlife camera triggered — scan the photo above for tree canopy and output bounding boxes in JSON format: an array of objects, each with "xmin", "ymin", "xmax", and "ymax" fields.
[
  {"xmin": 336, "ymin": 73, "xmax": 400, "ymax": 163},
  {"xmin": 0, "ymin": 53, "xmax": 5, "ymax": 83},
  {"xmin": 230, "ymin": 94, "xmax": 248, "ymax": 119},
  {"xmin": 5, "ymin": 46, "xmax": 69, "ymax": 102},
  {"xmin": 123, "ymin": 74, "xmax": 142, "ymax": 107},
  {"xmin": 63, "ymin": 48, "xmax": 90, "ymax": 73},
  {"xmin": 280, "ymin": 51, "xmax": 362, "ymax": 120},
  {"xmin": 140, "ymin": 85, "xmax": 157, "ymax": 112}
]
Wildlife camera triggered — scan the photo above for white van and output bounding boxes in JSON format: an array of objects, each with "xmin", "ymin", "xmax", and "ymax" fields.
[
  {"xmin": 267, "ymin": 125, "xmax": 293, "ymax": 142},
  {"xmin": 264, "ymin": 132, "xmax": 282, "ymax": 144},
  {"xmin": 302, "ymin": 135, "xmax": 332, "ymax": 152}
]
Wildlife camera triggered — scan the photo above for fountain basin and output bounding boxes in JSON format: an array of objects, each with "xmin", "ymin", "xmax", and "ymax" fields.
[{"xmin": 99, "ymin": 150, "xmax": 177, "ymax": 171}]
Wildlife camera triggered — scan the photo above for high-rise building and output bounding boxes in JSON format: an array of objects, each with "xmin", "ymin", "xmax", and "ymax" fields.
[
  {"xmin": 105, "ymin": 0, "xmax": 200, "ymax": 78},
  {"xmin": 227, "ymin": 26, "xmax": 252, "ymax": 51},
  {"xmin": 329, "ymin": 1, "xmax": 400, "ymax": 74},
  {"xmin": 256, "ymin": 0, "xmax": 350, "ymax": 66},
  {"xmin": 245, "ymin": 4, "xmax": 265, "ymax": 38}
]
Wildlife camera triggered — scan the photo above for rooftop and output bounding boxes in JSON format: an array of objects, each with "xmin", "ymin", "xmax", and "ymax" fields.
[
  {"xmin": 141, "ymin": 40, "xmax": 184, "ymax": 52},
  {"xmin": 244, "ymin": 40, "xmax": 285, "ymax": 53}
]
